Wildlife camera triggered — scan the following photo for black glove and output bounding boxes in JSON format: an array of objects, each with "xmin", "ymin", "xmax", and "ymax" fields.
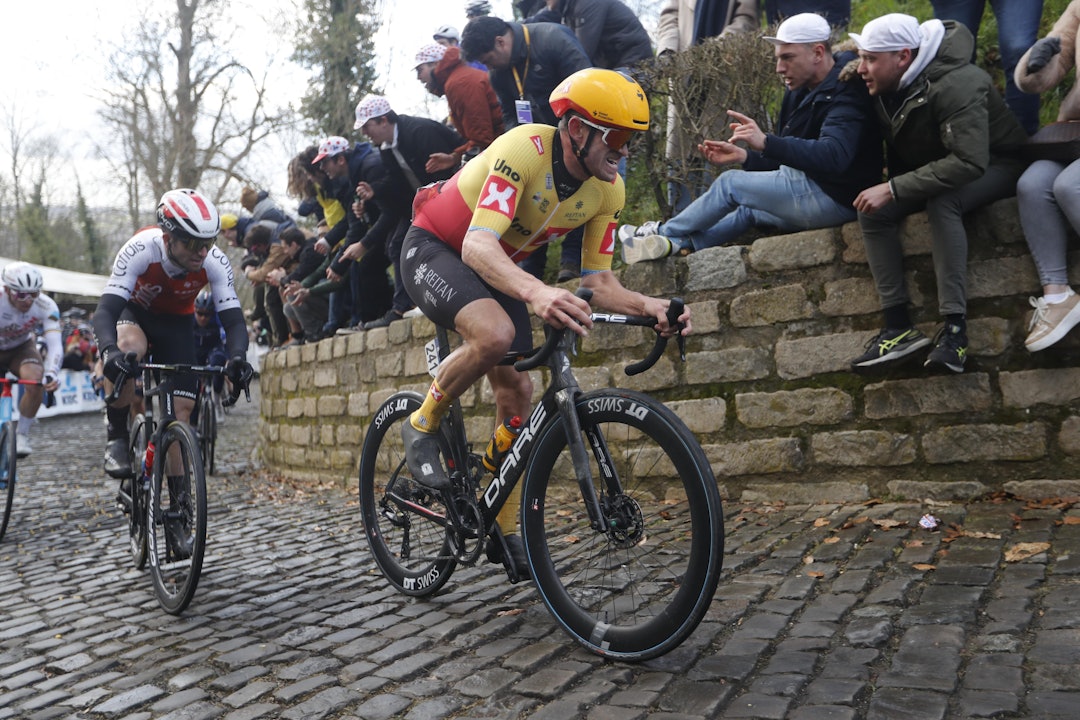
[
  {"xmin": 1027, "ymin": 36, "xmax": 1061, "ymax": 74},
  {"xmin": 226, "ymin": 355, "xmax": 254, "ymax": 387},
  {"xmin": 101, "ymin": 345, "xmax": 135, "ymax": 384}
]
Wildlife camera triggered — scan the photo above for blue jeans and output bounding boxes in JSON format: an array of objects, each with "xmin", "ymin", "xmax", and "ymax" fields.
[
  {"xmin": 658, "ymin": 166, "xmax": 856, "ymax": 251},
  {"xmin": 930, "ymin": 0, "xmax": 1043, "ymax": 135}
]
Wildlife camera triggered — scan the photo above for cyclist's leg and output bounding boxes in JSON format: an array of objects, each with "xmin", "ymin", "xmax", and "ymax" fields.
[
  {"xmin": 10, "ymin": 341, "xmax": 45, "ymax": 454},
  {"xmin": 103, "ymin": 314, "xmax": 148, "ymax": 476}
]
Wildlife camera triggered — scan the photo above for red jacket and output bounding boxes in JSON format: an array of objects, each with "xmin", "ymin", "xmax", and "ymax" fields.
[{"xmin": 433, "ymin": 47, "xmax": 505, "ymax": 157}]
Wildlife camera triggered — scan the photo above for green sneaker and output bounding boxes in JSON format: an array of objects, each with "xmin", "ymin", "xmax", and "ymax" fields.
[{"xmin": 851, "ymin": 327, "xmax": 931, "ymax": 370}]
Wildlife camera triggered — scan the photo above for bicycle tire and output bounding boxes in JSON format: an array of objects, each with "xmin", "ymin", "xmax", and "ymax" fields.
[
  {"xmin": 128, "ymin": 415, "xmax": 150, "ymax": 569},
  {"xmin": 0, "ymin": 422, "xmax": 17, "ymax": 542},
  {"xmin": 359, "ymin": 391, "xmax": 457, "ymax": 597},
  {"xmin": 148, "ymin": 421, "xmax": 207, "ymax": 614},
  {"xmin": 197, "ymin": 388, "xmax": 217, "ymax": 475},
  {"xmin": 521, "ymin": 389, "xmax": 724, "ymax": 661}
]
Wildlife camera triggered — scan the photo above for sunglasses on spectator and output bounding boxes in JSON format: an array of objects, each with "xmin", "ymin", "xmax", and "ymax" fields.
[
  {"xmin": 575, "ymin": 115, "xmax": 635, "ymax": 151},
  {"xmin": 173, "ymin": 234, "xmax": 217, "ymax": 252},
  {"xmin": 8, "ymin": 289, "xmax": 39, "ymax": 300}
]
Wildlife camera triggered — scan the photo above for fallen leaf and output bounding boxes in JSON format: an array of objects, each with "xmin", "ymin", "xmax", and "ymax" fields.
[
  {"xmin": 1004, "ymin": 542, "xmax": 1051, "ymax": 563},
  {"xmin": 1062, "ymin": 516, "xmax": 1080, "ymax": 525},
  {"xmin": 912, "ymin": 563, "xmax": 936, "ymax": 571},
  {"xmin": 823, "ymin": 537, "xmax": 840, "ymax": 544},
  {"xmin": 904, "ymin": 539, "xmax": 924, "ymax": 548},
  {"xmin": 803, "ymin": 555, "xmax": 815, "ymax": 565},
  {"xmin": 813, "ymin": 518, "xmax": 831, "ymax": 527},
  {"xmin": 497, "ymin": 608, "xmax": 526, "ymax": 617},
  {"xmin": 806, "ymin": 571, "xmax": 825, "ymax": 578},
  {"xmin": 872, "ymin": 519, "xmax": 906, "ymax": 529}
]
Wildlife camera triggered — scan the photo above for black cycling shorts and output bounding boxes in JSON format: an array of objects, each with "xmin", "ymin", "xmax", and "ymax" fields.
[
  {"xmin": 400, "ymin": 226, "xmax": 534, "ymax": 356},
  {"xmin": 118, "ymin": 304, "xmax": 198, "ymax": 399}
]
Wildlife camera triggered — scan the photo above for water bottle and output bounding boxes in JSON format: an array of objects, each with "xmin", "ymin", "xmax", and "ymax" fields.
[
  {"xmin": 142, "ymin": 441, "xmax": 155, "ymax": 479},
  {"xmin": 482, "ymin": 416, "xmax": 523, "ymax": 473}
]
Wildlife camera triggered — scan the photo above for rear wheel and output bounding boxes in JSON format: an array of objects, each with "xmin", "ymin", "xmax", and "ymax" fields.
[
  {"xmin": 148, "ymin": 421, "xmax": 207, "ymax": 614},
  {"xmin": 359, "ymin": 392, "xmax": 457, "ymax": 596},
  {"xmin": 0, "ymin": 422, "xmax": 17, "ymax": 542},
  {"xmin": 522, "ymin": 389, "xmax": 724, "ymax": 661}
]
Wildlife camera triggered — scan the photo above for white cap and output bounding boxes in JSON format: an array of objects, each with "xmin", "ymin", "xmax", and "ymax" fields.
[
  {"xmin": 312, "ymin": 136, "xmax": 349, "ymax": 164},
  {"xmin": 415, "ymin": 43, "xmax": 447, "ymax": 69},
  {"xmin": 354, "ymin": 95, "xmax": 393, "ymax": 130},
  {"xmin": 849, "ymin": 13, "xmax": 922, "ymax": 52},
  {"xmin": 762, "ymin": 13, "xmax": 831, "ymax": 45}
]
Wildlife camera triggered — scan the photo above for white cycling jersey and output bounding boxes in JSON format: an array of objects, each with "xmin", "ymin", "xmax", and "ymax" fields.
[
  {"xmin": 0, "ymin": 291, "xmax": 62, "ymax": 376},
  {"xmin": 102, "ymin": 226, "xmax": 241, "ymax": 315}
]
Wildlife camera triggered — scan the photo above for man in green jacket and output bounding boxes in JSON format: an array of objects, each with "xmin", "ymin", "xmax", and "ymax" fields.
[{"xmin": 848, "ymin": 13, "xmax": 1028, "ymax": 373}]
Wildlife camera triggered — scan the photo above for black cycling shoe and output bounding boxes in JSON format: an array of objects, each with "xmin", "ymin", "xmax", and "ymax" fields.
[
  {"xmin": 400, "ymin": 421, "xmax": 450, "ymax": 490},
  {"xmin": 104, "ymin": 438, "xmax": 132, "ymax": 479},
  {"xmin": 163, "ymin": 516, "xmax": 193, "ymax": 561},
  {"xmin": 488, "ymin": 534, "xmax": 530, "ymax": 580}
]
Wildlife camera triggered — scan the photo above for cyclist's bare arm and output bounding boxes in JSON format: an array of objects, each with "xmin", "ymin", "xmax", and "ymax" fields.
[
  {"xmin": 460, "ymin": 228, "xmax": 593, "ymax": 334},
  {"xmin": 580, "ymin": 270, "xmax": 692, "ymax": 337}
]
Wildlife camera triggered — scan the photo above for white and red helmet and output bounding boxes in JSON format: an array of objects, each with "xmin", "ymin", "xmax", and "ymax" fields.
[
  {"xmin": 157, "ymin": 188, "xmax": 220, "ymax": 239},
  {"xmin": 2, "ymin": 261, "xmax": 43, "ymax": 294}
]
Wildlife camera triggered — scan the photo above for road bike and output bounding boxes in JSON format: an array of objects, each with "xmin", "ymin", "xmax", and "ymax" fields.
[
  {"xmin": 359, "ymin": 291, "xmax": 724, "ymax": 661},
  {"xmin": 110, "ymin": 357, "xmax": 249, "ymax": 614},
  {"xmin": 0, "ymin": 377, "xmax": 48, "ymax": 542}
]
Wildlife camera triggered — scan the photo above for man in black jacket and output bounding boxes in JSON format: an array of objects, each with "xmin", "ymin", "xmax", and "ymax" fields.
[
  {"xmin": 549, "ymin": 0, "xmax": 654, "ymax": 71},
  {"xmin": 349, "ymin": 95, "xmax": 463, "ymax": 329},
  {"xmin": 618, "ymin": 13, "xmax": 882, "ymax": 263},
  {"xmin": 312, "ymin": 136, "xmax": 394, "ymax": 330}
]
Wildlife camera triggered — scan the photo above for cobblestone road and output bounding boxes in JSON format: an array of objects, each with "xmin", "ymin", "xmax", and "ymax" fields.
[{"xmin": 2, "ymin": 378, "xmax": 1080, "ymax": 719}]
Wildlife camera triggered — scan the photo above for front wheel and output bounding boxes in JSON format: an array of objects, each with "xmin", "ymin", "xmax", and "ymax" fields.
[
  {"xmin": 148, "ymin": 421, "xmax": 207, "ymax": 614},
  {"xmin": 128, "ymin": 415, "xmax": 150, "ymax": 569},
  {"xmin": 522, "ymin": 389, "xmax": 724, "ymax": 661},
  {"xmin": 0, "ymin": 422, "xmax": 17, "ymax": 542},
  {"xmin": 358, "ymin": 392, "xmax": 457, "ymax": 597}
]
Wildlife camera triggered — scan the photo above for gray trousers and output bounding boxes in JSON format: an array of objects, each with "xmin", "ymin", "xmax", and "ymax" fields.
[
  {"xmin": 858, "ymin": 159, "xmax": 1024, "ymax": 316},
  {"xmin": 283, "ymin": 293, "xmax": 330, "ymax": 339},
  {"xmin": 1016, "ymin": 158, "xmax": 1080, "ymax": 288}
]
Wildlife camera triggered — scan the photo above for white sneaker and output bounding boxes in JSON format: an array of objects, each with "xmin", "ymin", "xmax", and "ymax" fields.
[
  {"xmin": 15, "ymin": 433, "xmax": 31, "ymax": 458},
  {"xmin": 617, "ymin": 221, "xmax": 660, "ymax": 245},
  {"xmin": 622, "ymin": 234, "xmax": 674, "ymax": 265},
  {"xmin": 1026, "ymin": 292, "xmax": 1080, "ymax": 352},
  {"xmin": 402, "ymin": 307, "xmax": 425, "ymax": 318}
]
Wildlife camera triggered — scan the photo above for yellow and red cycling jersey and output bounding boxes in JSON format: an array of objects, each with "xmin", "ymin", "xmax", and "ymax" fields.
[{"xmin": 412, "ymin": 124, "xmax": 623, "ymax": 274}]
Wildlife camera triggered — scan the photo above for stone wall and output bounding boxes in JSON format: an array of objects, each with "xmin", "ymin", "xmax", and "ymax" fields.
[{"xmin": 257, "ymin": 198, "xmax": 1080, "ymax": 502}]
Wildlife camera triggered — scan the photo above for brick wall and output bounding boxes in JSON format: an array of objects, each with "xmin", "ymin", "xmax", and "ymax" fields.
[{"xmin": 257, "ymin": 198, "xmax": 1080, "ymax": 502}]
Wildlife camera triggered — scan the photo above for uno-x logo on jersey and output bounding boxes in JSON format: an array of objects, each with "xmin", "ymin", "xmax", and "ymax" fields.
[
  {"xmin": 478, "ymin": 176, "xmax": 517, "ymax": 219},
  {"xmin": 530, "ymin": 135, "xmax": 544, "ymax": 154},
  {"xmin": 600, "ymin": 222, "xmax": 617, "ymax": 256}
]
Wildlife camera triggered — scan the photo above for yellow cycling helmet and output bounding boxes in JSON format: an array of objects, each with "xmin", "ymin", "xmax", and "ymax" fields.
[{"xmin": 549, "ymin": 68, "xmax": 650, "ymax": 134}]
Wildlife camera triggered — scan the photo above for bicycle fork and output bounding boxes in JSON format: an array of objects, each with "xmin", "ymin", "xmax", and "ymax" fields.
[{"xmin": 554, "ymin": 387, "xmax": 613, "ymax": 535}]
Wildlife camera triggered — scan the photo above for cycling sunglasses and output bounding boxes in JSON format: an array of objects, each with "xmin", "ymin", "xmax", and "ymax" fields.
[
  {"xmin": 8, "ymin": 289, "xmax": 39, "ymax": 301},
  {"xmin": 575, "ymin": 115, "xmax": 635, "ymax": 151},
  {"xmin": 174, "ymin": 234, "xmax": 217, "ymax": 252}
]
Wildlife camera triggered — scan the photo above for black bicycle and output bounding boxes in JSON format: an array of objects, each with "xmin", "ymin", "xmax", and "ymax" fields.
[
  {"xmin": 110, "ymin": 356, "xmax": 249, "ymax": 614},
  {"xmin": 359, "ymin": 290, "xmax": 724, "ymax": 661}
]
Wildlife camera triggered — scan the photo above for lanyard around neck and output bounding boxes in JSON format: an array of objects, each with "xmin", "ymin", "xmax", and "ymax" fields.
[{"xmin": 512, "ymin": 25, "xmax": 531, "ymax": 100}]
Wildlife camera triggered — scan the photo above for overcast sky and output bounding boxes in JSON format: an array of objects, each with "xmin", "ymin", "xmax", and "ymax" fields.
[{"xmin": 0, "ymin": 0, "xmax": 520, "ymax": 213}]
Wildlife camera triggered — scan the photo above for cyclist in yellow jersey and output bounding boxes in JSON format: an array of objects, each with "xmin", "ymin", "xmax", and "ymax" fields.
[{"xmin": 398, "ymin": 68, "xmax": 693, "ymax": 575}]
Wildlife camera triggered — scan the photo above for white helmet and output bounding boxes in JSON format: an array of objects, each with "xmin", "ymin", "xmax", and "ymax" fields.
[
  {"xmin": 157, "ymin": 188, "xmax": 220, "ymax": 239},
  {"xmin": 433, "ymin": 25, "xmax": 460, "ymax": 42},
  {"xmin": 2, "ymin": 261, "xmax": 43, "ymax": 294}
]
